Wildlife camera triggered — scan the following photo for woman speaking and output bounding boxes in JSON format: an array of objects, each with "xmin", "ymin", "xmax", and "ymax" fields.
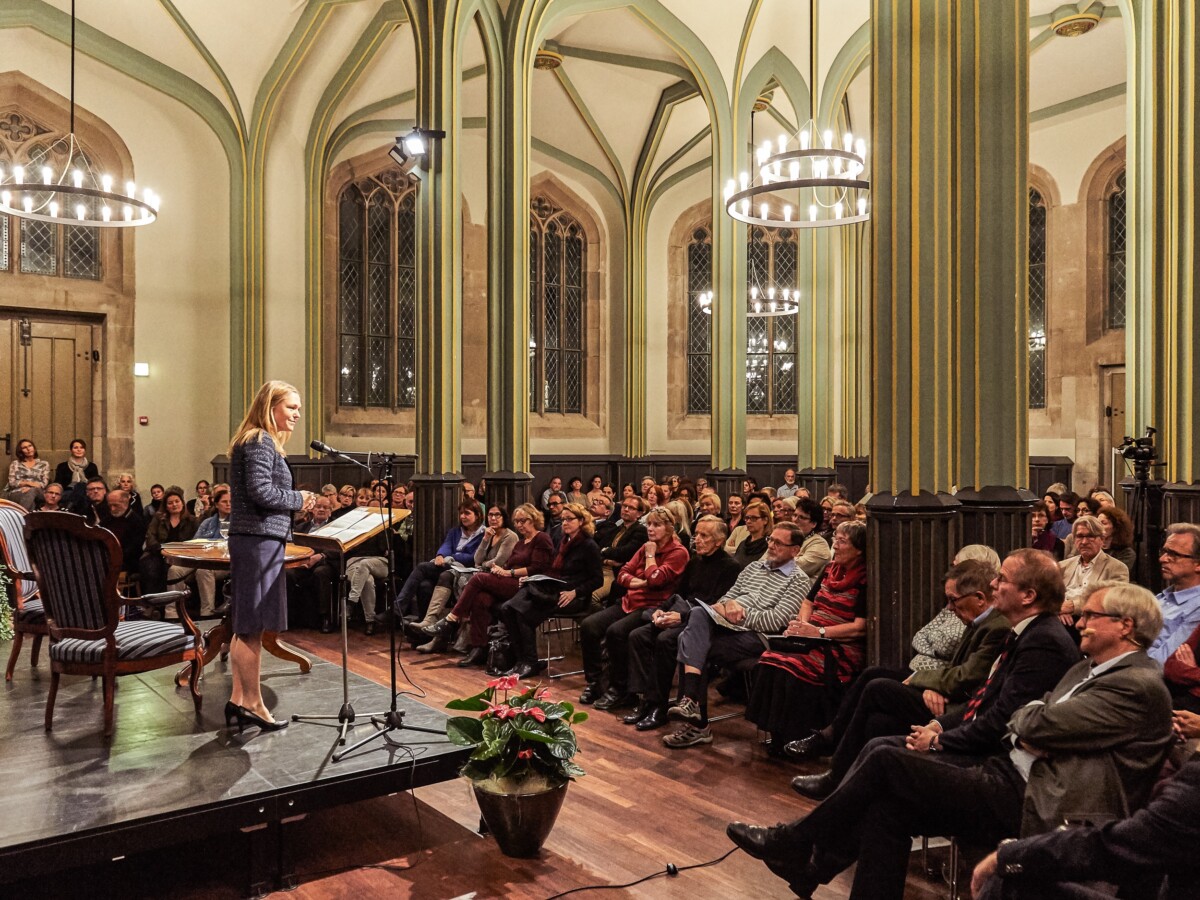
[{"xmin": 226, "ymin": 381, "xmax": 315, "ymax": 732}]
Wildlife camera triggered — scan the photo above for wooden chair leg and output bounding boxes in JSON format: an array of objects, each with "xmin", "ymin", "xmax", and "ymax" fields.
[
  {"xmin": 188, "ymin": 658, "xmax": 203, "ymax": 711},
  {"xmin": 45, "ymin": 671, "xmax": 60, "ymax": 731},
  {"xmin": 103, "ymin": 674, "xmax": 116, "ymax": 737},
  {"xmin": 30, "ymin": 634, "xmax": 43, "ymax": 667},
  {"xmin": 5, "ymin": 631, "xmax": 23, "ymax": 681}
]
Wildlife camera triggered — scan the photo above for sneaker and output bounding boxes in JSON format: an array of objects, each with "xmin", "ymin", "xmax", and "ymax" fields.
[
  {"xmin": 663, "ymin": 724, "xmax": 713, "ymax": 748},
  {"xmin": 667, "ymin": 695, "xmax": 702, "ymax": 724}
]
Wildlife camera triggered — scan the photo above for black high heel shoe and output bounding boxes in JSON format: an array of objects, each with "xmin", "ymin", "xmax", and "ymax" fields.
[
  {"xmin": 224, "ymin": 701, "xmax": 240, "ymax": 728},
  {"xmin": 227, "ymin": 702, "xmax": 289, "ymax": 734}
]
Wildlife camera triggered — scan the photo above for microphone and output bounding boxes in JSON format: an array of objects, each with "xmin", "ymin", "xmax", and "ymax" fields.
[{"xmin": 310, "ymin": 440, "xmax": 364, "ymax": 466}]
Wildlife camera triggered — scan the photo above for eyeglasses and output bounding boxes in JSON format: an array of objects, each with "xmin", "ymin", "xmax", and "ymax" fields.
[
  {"xmin": 744, "ymin": 514, "xmax": 765, "ymax": 521},
  {"xmin": 560, "ymin": 514, "xmax": 578, "ymax": 522},
  {"xmin": 1074, "ymin": 533, "xmax": 1100, "ymax": 541},
  {"xmin": 1161, "ymin": 548, "xmax": 1200, "ymax": 561},
  {"xmin": 1078, "ymin": 610, "xmax": 1126, "ymax": 625},
  {"xmin": 487, "ymin": 511, "xmax": 503, "ymax": 518},
  {"xmin": 766, "ymin": 536, "xmax": 794, "ymax": 547},
  {"xmin": 512, "ymin": 516, "xmax": 529, "ymax": 524},
  {"xmin": 945, "ymin": 591, "xmax": 980, "ymax": 605},
  {"xmin": 548, "ymin": 500, "xmax": 563, "ymax": 507}
]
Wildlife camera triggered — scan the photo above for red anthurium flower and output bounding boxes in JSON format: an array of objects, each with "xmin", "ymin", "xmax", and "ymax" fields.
[
  {"xmin": 524, "ymin": 706, "xmax": 547, "ymax": 723},
  {"xmin": 487, "ymin": 675, "xmax": 520, "ymax": 691},
  {"xmin": 483, "ymin": 701, "xmax": 518, "ymax": 719},
  {"xmin": 517, "ymin": 749, "xmax": 533, "ymax": 760},
  {"xmin": 535, "ymin": 687, "xmax": 552, "ymax": 700}
]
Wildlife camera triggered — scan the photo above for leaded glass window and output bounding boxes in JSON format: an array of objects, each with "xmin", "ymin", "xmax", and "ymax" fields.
[
  {"xmin": 336, "ymin": 170, "xmax": 418, "ymax": 408},
  {"xmin": 1106, "ymin": 172, "xmax": 1126, "ymax": 330},
  {"xmin": 686, "ymin": 227, "xmax": 712, "ymax": 414},
  {"xmin": 1028, "ymin": 189, "xmax": 1047, "ymax": 409},
  {"xmin": 530, "ymin": 196, "xmax": 584, "ymax": 414},
  {"xmin": 0, "ymin": 215, "xmax": 8, "ymax": 271},
  {"xmin": 684, "ymin": 224, "xmax": 799, "ymax": 416}
]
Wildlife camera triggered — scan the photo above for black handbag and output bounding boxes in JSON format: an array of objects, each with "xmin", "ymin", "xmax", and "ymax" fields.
[{"xmin": 485, "ymin": 623, "xmax": 514, "ymax": 675}]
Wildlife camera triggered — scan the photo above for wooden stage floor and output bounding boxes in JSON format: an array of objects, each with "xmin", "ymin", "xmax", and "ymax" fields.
[{"xmin": 1, "ymin": 627, "xmax": 953, "ymax": 899}]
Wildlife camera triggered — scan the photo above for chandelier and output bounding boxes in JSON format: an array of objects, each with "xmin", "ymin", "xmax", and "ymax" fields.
[
  {"xmin": 723, "ymin": 0, "xmax": 869, "ymax": 230},
  {"xmin": 696, "ymin": 285, "xmax": 801, "ymax": 318},
  {"xmin": 0, "ymin": 1, "xmax": 159, "ymax": 227}
]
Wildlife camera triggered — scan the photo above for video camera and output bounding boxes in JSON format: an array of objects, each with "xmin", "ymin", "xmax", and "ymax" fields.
[{"xmin": 1119, "ymin": 427, "xmax": 1159, "ymax": 465}]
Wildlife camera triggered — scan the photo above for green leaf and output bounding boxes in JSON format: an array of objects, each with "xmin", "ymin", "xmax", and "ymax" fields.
[
  {"xmin": 445, "ymin": 716, "xmax": 484, "ymax": 746},
  {"xmin": 512, "ymin": 725, "xmax": 554, "ymax": 743},
  {"xmin": 445, "ymin": 688, "xmax": 493, "ymax": 712},
  {"xmin": 571, "ymin": 711, "xmax": 589, "ymax": 725},
  {"xmin": 564, "ymin": 762, "xmax": 586, "ymax": 778}
]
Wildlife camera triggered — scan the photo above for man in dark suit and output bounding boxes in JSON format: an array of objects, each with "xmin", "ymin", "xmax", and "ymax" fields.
[
  {"xmin": 728, "ymin": 549, "xmax": 1112, "ymax": 899},
  {"xmin": 591, "ymin": 495, "xmax": 648, "ymax": 605},
  {"xmin": 972, "ymin": 758, "xmax": 1200, "ymax": 900},
  {"xmin": 790, "ymin": 558, "xmax": 1011, "ymax": 797},
  {"xmin": 102, "ymin": 489, "xmax": 147, "ymax": 577}
]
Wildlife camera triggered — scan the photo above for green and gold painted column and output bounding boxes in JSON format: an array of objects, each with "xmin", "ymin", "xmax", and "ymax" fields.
[
  {"xmin": 481, "ymin": 2, "xmax": 535, "ymax": 511},
  {"xmin": 868, "ymin": 0, "xmax": 1031, "ymax": 669},
  {"xmin": 407, "ymin": 0, "xmax": 468, "ymax": 561},
  {"xmin": 1127, "ymin": 2, "xmax": 1200, "ymax": 532}
]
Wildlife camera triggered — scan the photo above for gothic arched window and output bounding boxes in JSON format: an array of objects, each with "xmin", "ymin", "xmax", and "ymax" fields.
[
  {"xmin": 529, "ymin": 195, "xmax": 585, "ymax": 414},
  {"xmin": 1105, "ymin": 171, "xmax": 1126, "ymax": 330},
  {"xmin": 1028, "ymin": 188, "xmax": 1047, "ymax": 409},
  {"xmin": 685, "ymin": 226, "xmax": 712, "ymax": 414},
  {"xmin": 336, "ymin": 170, "xmax": 417, "ymax": 408}
]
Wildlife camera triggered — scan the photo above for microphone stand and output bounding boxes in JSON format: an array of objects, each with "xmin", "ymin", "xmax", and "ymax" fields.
[{"xmin": 335, "ymin": 450, "xmax": 444, "ymax": 760}]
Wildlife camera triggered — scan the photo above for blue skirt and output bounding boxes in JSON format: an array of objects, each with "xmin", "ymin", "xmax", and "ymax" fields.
[{"xmin": 229, "ymin": 534, "xmax": 288, "ymax": 634}]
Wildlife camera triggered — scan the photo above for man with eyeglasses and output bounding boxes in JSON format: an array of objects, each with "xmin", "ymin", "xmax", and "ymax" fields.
[
  {"xmin": 1151, "ymin": 524, "xmax": 1200, "ymax": 679},
  {"xmin": 729, "ymin": 577, "xmax": 1169, "ymax": 900},
  {"xmin": 545, "ymin": 491, "xmax": 568, "ymax": 549},
  {"xmin": 588, "ymin": 493, "xmax": 615, "ymax": 529},
  {"xmin": 790, "ymin": 558, "xmax": 1010, "ymax": 799},
  {"xmin": 1058, "ymin": 515, "xmax": 1129, "ymax": 627},
  {"xmin": 663, "ymin": 522, "xmax": 811, "ymax": 748},
  {"xmin": 591, "ymin": 496, "xmax": 648, "ymax": 605}
]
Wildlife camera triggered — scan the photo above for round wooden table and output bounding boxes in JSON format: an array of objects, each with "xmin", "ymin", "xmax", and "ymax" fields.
[{"xmin": 161, "ymin": 541, "xmax": 315, "ymax": 683}]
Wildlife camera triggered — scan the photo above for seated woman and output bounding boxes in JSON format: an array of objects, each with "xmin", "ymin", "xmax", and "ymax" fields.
[
  {"xmin": 393, "ymin": 500, "xmax": 484, "ymax": 620},
  {"xmin": 727, "ymin": 499, "xmax": 773, "ymax": 567},
  {"xmin": 1098, "ymin": 504, "xmax": 1137, "ymax": 574},
  {"xmin": 405, "ymin": 504, "xmax": 518, "ymax": 649},
  {"xmin": 417, "ymin": 503, "xmax": 554, "ymax": 666},
  {"xmin": 498, "ymin": 502, "xmax": 603, "ymax": 678},
  {"xmin": 187, "ymin": 480, "xmax": 211, "ymax": 519},
  {"xmin": 193, "ymin": 485, "xmax": 232, "ymax": 616},
  {"xmin": 693, "ymin": 490, "xmax": 722, "ymax": 534},
  {"xmin": 53, "ymin": 438, "xmax": 99, "ymax": 511},
  {"xmin": 586, "ymin": 474, "xmax": 606, "ymax": 505},
  {"xmin": 724, "ymin": 493, "xmax": 745, "ymax": 534},
  {"xmin": 139, "ymin": 486, "xmax": 199, "ymax": 604},
  {"xmin": 666, "ymin": 498, "xmax": 693, "ymax": 542},
  {"xmin": 4, "ymin": 439, "xmax": 49, "ymax": 511},
  {"xmin": 1030, "ymin": 499, "xmax": 1064, "ymax": 559},
  {"xmin": 114, "ymin": 473, "xmax": 146, "ymax": 520},
  {"xmin": 745, "ymin": 520, "xmax": 868, "ymax": 749},
  {"xmin": 330, "ymin": 483, "xmax": 356, "ymax": 519},
  {"xmin": 566, "ymin": 476, "xmax": 588, "ymax": 506}
]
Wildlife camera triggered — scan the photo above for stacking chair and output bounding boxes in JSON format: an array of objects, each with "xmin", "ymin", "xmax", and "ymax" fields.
[
  {"xmin": 24, "ymin": 511, "xmax": 204, "ymax": 737},
  {"xmin": 0, "ymin": 499, "xmax": 44, "ymax": 680}
]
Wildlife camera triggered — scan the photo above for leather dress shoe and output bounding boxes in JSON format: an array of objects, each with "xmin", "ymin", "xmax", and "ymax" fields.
[
  {"xmin": 623, "ymin": 702, "xmax": 653, "ymax": 725},
  {"xmin": 457, "ymin": 646, "xmax": 487, "ymax": 668},
  {"xmin": 510, "ymin": 661, "xmax": 537, "ymax": 679},
  {"xmin": 790, "ymin": 772, "xmax": 836, "ymax": 801},
  {"xmin": 364, "ymin": 622, "xmax": 376, "ymax": 636},
  {"xmin": 594, "ymin": 689, "xmax": 637, "ymax": 711},
  {"xmin": 726, "ymin": 822, "xmax": 815, "ymax": 895},
  {"xmin": 784, "ymin": 730, "xmax": 835, "ymax": 760},
  {"xmin": 578, "ymin": 683, "xmax": 602, "ymax": 705},
  {"xmin": 635, "ymin": 706, "xmax": 668, "ymax": 731}
]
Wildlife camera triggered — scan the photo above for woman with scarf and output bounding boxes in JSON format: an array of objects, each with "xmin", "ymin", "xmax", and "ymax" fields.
[
  {"xmin": 745, "ymin": 520, "xmax": 869, "ymax": 753},
  {"xmin": 498, "ymin": 502, "xmax": 603, "ymax": 678},
  {"xmin": 54, "ymin": 438, "xmax": 100, "ymax": 511}
]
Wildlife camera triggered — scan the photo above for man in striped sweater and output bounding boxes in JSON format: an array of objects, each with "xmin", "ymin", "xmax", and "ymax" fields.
[{"xmin": 663, "ymin": 522, "xmax": 812, "ymax": 748}]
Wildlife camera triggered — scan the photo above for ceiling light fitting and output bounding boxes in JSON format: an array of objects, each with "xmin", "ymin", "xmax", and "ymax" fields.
[
  {"xmin": 723, "ymin": 0, "xmax": 869, "ymax": 231},
  {"xmin": 389, "ymin": 126, "xmax": 446, "ymax": 175},
  {"xmin": 0, "ymin": 0, "xmax": 158, "ymax": 228}
]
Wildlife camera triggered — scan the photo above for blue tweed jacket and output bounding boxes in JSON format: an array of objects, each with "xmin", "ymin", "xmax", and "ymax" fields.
[{"xmin": 229, "ymin": 432, "xmax": 303, "ymax": 540}]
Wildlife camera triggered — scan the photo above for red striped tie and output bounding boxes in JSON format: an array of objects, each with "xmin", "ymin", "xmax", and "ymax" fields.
[{"xmin": 962, "ymin": 631, "xmax": 1016, "ymax": 722}]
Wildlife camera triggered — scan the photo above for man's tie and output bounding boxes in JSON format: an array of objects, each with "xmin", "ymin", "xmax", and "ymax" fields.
[{"xmin": 962, "ymin": 630, "xmax": 1017, "ymax": 722}]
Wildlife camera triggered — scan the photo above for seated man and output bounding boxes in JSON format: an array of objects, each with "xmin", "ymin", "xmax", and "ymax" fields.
[
  {"xmin": 1058, "ymin": 515, "xmax": 1129, "ymax": 626},
  {"xmin": 790, "ymin": 558, "xmax": 1010, "ymax": 797},
  {"xmin": 663, "ymin": 521, "xmax": 812, "ymax": 749},
  {"xmin": 74, "ymin": 476, "xmax": 109, "ymax": 522},
  {"xmin": 972, "ymin": 762, "xmax": 1200, "ymax": 900},
  {"xmin": 591, "ymin": 495, "xmax": 647, "ymax": 604},
  {"xmin": 623, "ymin": 515, "xmax": 742, "ymax": 730},
  {"xmin": 728, "ymin": 577, "xmax": 1171, "ymax": 900},
  {"xmin": 40, "ymin": 482, "xmax": 64, "ymax": 511},
  {"xmin": 1151, "ymin": 523, "xmax": 1200, "ymax": 685},
  {"xmin": 102, "ymin": 489, "xmax": 148, "ymax": 577}
]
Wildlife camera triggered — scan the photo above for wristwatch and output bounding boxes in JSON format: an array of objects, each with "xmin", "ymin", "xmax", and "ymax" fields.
[{"xmin": 818, "ymin": 626, "xmax": 826, "ymax": 637}]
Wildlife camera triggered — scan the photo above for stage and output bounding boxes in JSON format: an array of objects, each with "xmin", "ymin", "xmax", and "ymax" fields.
[{"xmin": 0, "ymin": 650, "xmax": 470, "ymax": 896}]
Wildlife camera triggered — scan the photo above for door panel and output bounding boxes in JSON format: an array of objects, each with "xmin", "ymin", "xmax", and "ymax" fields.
[
  {"xmin": 1, "ymin": 314, "xmax": 94, "ymax": 465},
  {"xmin": 1103, "ymin": 367, "xmax": 1126, "ymax": 498}
]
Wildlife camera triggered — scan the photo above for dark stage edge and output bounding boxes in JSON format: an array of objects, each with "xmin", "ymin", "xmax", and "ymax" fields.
[{"xmin": 0, "ymin": 649, "xmax": 470, "ymax": 894}]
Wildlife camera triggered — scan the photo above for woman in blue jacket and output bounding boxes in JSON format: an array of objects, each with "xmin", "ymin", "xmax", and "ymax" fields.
[{"xmin": 393, "ymin": 499, "xmax": 484, "ymax": 619}]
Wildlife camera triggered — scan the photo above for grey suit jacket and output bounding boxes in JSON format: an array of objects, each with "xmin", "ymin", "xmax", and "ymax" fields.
[
  {"xmin": 1058, "ymin": 550, "xmax": 1130, "ymax": 614},
  {"xmin": 229, "ymin": 432, "xmax": 303, "ymax": 540},
  {"xmin": 1008, "ymin": 652, "xmax": 1172, "ymax": 835}
]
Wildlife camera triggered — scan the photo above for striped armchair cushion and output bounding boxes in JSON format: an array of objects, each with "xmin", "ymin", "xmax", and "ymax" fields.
[
  {"xmin": 49, "ymin": 621, "xmax": 197, "ymax": 666},
  {"xmin": 15, "ymin": 598, "xmax": 45, "ymax": 624},
  {"xmin": 0, "ymin": 503, "xmax": 37, "ymax": 603}
]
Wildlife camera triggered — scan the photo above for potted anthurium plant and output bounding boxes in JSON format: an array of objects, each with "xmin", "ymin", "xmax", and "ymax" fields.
[{"xmin": 445, "ymin": 674, "xmax": 588, "ymax": 857}]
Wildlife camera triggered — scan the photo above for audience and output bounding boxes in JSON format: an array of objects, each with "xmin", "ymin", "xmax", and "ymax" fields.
[
  {"xmin": 114, "ymin": 472, "xmax": 145, "ymax": 520},
  {"xmin": 393, "ymin": 499, "xmax": 484, "ymax": 624},
  {"xmin": 78, "ymin": 476, "xmax": 109, "ymax": 522},
  {"xmin": 4, "ymin": 438, "xmax": 49, "ymax": 510},
  {"xmin": 790, "ymin": 496, "xmax": 832, "ymax": 579},
  {"xmin": 1029, "ymin": 498, "xmax": 1064, "ymax": 559},
  {"xmin": 728, "ymin": 499, "xmax": 772, "ymax": 567},
  {"xmin": 593, "ymin": 495, "xmax": 648, "ymax": 604},
  {"xmin": 1058, "ymin": 514, "xmax": 1130, "ymax": 625},
  {"xmin": 40, "ymin": 482, "xmax": 64, "ymax": 511},
  {"xmin": 725, "ymin": 492, "xmax": 744, "ymax": 532},
  {"xmin": 1097, "ymin": 503, "xmax": 1137, "ymax": 573},
  {"xmin": 188, "ymin": 479, "xmax": 211, "ymax": 518},
  {"xmin": 194, "ymin": 485, "xmax": 233, "ymax": 617},
  {"xmin": 580, "ymin": 506, "xmax": 689, "ymax": 710},
  {"xmin": 103, "ymin": 489, "xmax": 148, "ymax": 576},
  {"xmin": 53, "ymin": 438, "xmax": 99, "ymax": 510},
  {"xmin": 139, "ymin": 486, "xmax": 198, "ymax": 599},
  {"xmin": 777, "ymin": 468, "xmax": 801, "ymax": 499}
]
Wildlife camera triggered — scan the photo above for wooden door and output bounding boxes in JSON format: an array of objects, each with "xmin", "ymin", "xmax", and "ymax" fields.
[
  {"xmin": 1102, "ymin": 366, "xmax": 1126, "ymax": 498},
  {"xmin": 0, "ymin": 315, "xmax": 95, "ymax": 464}
]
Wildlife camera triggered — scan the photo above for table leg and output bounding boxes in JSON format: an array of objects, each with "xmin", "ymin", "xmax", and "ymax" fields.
[
  {"xmin": 176, "ymin": 616, "xmax": 231, "ymax": 685},
  {"xmin": 263, "ymin": 632, "xmax": 312, "ymax": 674}
]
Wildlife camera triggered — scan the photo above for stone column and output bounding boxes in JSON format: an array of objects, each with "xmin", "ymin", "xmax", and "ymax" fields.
[
  {"xmin": 409, "ymin": 1, "xmax": 467, "ymax": 562},
  {"xmin": 1126, "ymin": 3, "xmax": 1200, "ymax": 542},
  {"xmin": 482, "ymin": 9, "xmax": 533, "ymax": 512},
  {"xmin": 869, "ymin": 0, "xmax": 1030, "ymax": 668}
]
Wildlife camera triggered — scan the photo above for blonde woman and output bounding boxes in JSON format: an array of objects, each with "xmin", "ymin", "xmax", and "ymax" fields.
[{"xmin": 225, "ymin": 381, "xmax": 316, "ymax": 732}]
